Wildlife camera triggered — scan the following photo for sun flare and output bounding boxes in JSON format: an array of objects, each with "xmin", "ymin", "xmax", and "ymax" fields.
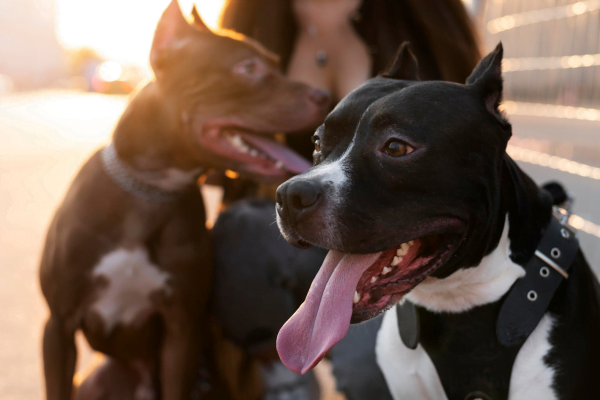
[{"xmin": 55, "ymin": 0, "xmax": 227, "ymax": 69}]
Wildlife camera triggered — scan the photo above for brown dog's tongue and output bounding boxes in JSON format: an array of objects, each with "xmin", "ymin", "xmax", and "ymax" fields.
[
  {"xmin": 276, "ymin": 250, "xmax": 383, "ymax": 374},
  {"xmin": 240, "ymin": 133, "xmax": 312, "ymax": 174}
]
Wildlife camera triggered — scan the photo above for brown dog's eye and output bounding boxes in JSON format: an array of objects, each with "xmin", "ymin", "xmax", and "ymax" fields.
[
  {"xmin": 385, "ymin": 140, "xmax": 411, "ymax": 157},
  {"xmin": 243, "ymin": 61, "xmax": 256, "ymax": 74},
  {"xmin": 233, "ymin": 58, "xmax": 265, "ymax": 81}
]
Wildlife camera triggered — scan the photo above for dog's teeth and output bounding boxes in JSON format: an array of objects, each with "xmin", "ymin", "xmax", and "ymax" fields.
[
  {"xmin": 391, "ymin": 256, "xmax": 402, "ymax": 266},
  {"xmin": 249, "ymin": 149, "xmax": 258, "ymax": 157},
  {"xmin": 226, "ymin": 134, "xmax": 251, "ymax": 153},
  {"xmin": 371, "ymin": 276, "xmax": 378, "ymax": 284},
  {"xmin": 409, "ymin": 240, "xmax": 414, "ymax": 245},
  {"xmin": 353, "ymin": 291, "xmax": 361, "ymax": 304},
  {"xmin": 275, "ymin": 160, "xmax": 284, "ymax": 169},
  {"xmin": 397, "ymin": 242, "xmax": 411, "ymax": 256},
  {"xmin": 382, "ymin": 266, "xmax": 392, "ymax": 275}
]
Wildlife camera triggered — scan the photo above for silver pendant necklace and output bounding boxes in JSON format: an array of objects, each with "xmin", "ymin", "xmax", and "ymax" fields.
[
  {"xmin": 316, "ymin": 50, "xmax": 328, "ymax": 67},
  {"xmin": 308, "ymin": 24, "xmax": 328, "ymax": 68}
]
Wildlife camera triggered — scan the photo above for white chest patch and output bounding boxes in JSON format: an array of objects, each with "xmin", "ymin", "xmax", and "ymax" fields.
[
  {"xmin": 376, "ymin": 309, "xmax": 448, "ymax": 400},
  {"xmin": 376, "ymin": 217, "xmax": 559, "ymax": 399},
  {"xmin": 91, "ymin": 247, "xmax": 171, "ymax": 333},
  {"xmin": 509, "ymin": 314, "xmax": 558, "ymax": 400},
  {"xmin": 406, "ymin": 217, "xmax": 525, "ymax": 313}
]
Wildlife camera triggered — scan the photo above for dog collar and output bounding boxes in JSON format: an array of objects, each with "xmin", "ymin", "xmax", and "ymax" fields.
[
  {"xmin": 496, "ymin": 206, "xmax": 579, "ymax": 346},
  {"xmin": 101, "ymin": 143, "xmax": 200, "ymax": 203}
]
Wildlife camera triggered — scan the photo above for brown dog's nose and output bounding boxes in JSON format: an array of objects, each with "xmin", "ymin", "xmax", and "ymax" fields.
[
  {"xmin": 277, "ymin": 179, "xmax": 322, "ymax": 219},
  {"xmin": 308, "ymin": 88, "xmax": 331, "ymax": 107}
]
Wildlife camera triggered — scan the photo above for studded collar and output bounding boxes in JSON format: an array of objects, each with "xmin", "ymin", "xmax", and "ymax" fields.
[{"xmin": 101, "ymin": 143, "xmax": 201, "ymax": 203}]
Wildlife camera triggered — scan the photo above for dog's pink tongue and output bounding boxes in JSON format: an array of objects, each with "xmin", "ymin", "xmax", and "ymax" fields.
[
  {"xmin": 277, "ymin": 250, "xmax": 383, "ymax": 374},
  {"xmin": 240, "ymin": 133, "xmax": 312, "ymax": 174}
]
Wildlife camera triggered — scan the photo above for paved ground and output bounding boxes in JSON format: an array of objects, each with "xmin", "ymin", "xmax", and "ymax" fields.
[
  {"xmin": 0, "ymin": 91, "xmax": 127, "ymax": 400},
  {"xmin": 0, "ymin": 91, "xmax": 598, "ymax": 399}
]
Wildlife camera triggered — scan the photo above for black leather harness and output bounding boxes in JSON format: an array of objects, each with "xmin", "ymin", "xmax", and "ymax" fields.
[
  {"xmin": 396, "ymin": 206, "xmax": 579, "ymax": 399},
  {"xmin": 496, "ymin": 207, "xmax": 579, "ymax": 346}
]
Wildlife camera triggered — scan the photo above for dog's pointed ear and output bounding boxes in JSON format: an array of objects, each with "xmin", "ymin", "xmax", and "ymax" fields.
[
  {"xmin": 382, "ymin": 42, "xmax": 419, "ymax": 81},
  {"xmin": 466, "ymin": 43, "xmax": 506, "ymax": 122},
  {"xmin": 191, "ymin": 5, "xmax": 210, "ymax": 32},
  {"xmin": 150, "ymin": 0, "xmax": 194, "ymax": 76}
]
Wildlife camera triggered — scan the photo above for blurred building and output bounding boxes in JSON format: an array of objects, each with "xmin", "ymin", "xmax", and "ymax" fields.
[
  {"xmin": 0, "ymin": 0, "xmax": 66, "ymax": 90},
  {"xmin": 483, "ymin": 0, "xmax": 600, "ymax": 118}
]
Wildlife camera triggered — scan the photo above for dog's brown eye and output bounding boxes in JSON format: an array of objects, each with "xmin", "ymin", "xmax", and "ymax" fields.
[
  {"xmin": 314, "ymin": 139, "xmax": 321, "ymax": 152},
  {"xmin": 385, "ymin": 140, "xmax": 409, "ymax": 157},
  {"xmin": 311, "ymin": 134, "xmax": 321, "ymax": 152},
  {"xmin": 233, "ymin": 58, "xmax": 264, "ymax": 79},
  {"xmin": 243, "ymin": 61, "xmax": 256, "ymax": 74}
]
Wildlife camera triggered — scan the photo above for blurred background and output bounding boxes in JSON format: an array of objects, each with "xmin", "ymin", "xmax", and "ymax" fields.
[{"xmin": 0, "ymin": 0, "xmax": 598, "ymax": 399}]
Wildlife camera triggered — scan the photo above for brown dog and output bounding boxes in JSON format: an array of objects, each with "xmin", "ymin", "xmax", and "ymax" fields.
[{"xmin": 39, "ymin": 2, "xmax": 329, "ymax": 399}]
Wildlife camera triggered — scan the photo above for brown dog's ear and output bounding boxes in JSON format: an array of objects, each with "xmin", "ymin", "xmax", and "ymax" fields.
[
  {"xmin": 381, "ymin": 42, "xmax": 419, "ymax": 81},
  {"xmin": 191, "ymin": 5, "xmax": 210, "ymax": 32},
  {"xmin": 466, "ymin": 42, "xmax": 506, "ymax": 123},
  {"xmin": 150, "ymin": 0, "xmax": 194, "ymax": 76}
]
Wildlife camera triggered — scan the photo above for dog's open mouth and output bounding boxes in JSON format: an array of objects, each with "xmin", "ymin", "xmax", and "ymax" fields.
[
  {"xmin": 198, "ymin": 123, "xmax": 312, "ymax": 182},
  {"xmin": 276, "ymin": 233, "xmax": 458, "ymax": 374},
  {"xmin": 350, "ymin": 235, "xmax": 455, "ymax": 322}
]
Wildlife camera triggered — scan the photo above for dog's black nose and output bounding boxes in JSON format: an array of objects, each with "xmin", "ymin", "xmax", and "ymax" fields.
[
  {"xmin": 308, "ymin": 88, "xmax": 331, "ymax": 107},
  {"xmin": 289, "ymin": 180, "xmax": 321, "ymax": 210},
  {"xmin": 277, "ymin": 179, "xmax": 322, "ymax": 217}
]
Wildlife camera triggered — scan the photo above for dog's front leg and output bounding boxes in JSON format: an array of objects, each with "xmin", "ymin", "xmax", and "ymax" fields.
[
  {"xmin": 160, "ymin": 307, "xmax": 203, "ymax": 400},
  {"xmin": 43, "ymin": 314, "xmax": 77, "ymax": 400}
]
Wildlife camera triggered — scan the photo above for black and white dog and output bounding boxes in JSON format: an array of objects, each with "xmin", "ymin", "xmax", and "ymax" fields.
[{"xmin": 274, "ymin": 43, "xmax": 600, "ymax": 399}]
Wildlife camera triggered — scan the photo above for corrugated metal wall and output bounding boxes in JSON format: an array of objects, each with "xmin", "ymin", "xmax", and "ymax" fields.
[{"xmin": 483, "ymin": 0, "xmax": 600, "ymax": 119}]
